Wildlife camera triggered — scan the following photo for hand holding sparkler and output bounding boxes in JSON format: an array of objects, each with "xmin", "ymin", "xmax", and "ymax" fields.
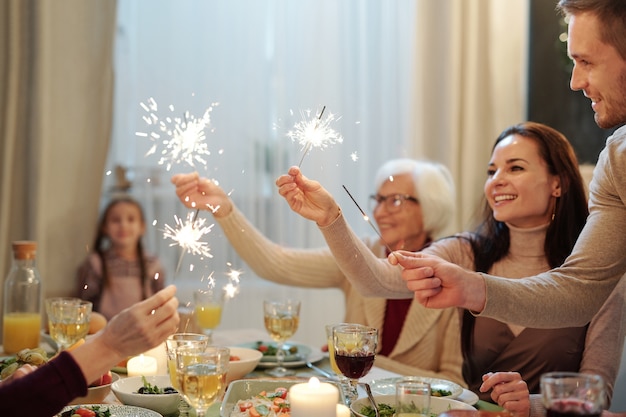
[
  {"xmin": 171, "ymin": 172, "xmax": 233, "ymax": 218},
  {"xmin": 275, "ymin": 166, "xmax": 342, "ymax": 227}
]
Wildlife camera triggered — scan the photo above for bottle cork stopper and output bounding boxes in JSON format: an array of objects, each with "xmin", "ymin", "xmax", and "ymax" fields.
[{"xmin": 12, "ymin": 241, "xmax": 37, "ymax": 260}]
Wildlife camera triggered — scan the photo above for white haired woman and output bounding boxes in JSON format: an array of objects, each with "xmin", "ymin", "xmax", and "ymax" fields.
[{"xmin": 172, "ymin": 159, "xmax": 463, "ymax": 383}]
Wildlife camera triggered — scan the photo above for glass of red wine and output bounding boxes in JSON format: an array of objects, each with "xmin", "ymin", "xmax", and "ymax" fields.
[
  {"xmin": 541, "ymin": 372, "xmax": 606, "ymax": 417},
  {"xmin": 333, "ymin": 323, "xmax": 378, "ymax": 406}
]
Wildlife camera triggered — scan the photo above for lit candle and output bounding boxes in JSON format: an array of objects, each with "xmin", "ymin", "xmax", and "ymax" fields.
[
  {"xmin": 126, "ymin": 354, "xmax": 158, "ymax": 377},
  {"xmin": 289, "ymin": 377, "xmax": 339, "ymax": 417},
  {"xmin": 336, "ymin": 404, "xmax": 351, "ymax": 417},
  {"xmin": 144, "ymin": 342, "xmax": 168, "ymax": 374}
]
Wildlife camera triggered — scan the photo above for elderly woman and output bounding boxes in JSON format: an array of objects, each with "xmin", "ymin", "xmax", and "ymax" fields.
[{"xmin": 172, "ymin": 158, "xmax": 464, "ymax": 384}]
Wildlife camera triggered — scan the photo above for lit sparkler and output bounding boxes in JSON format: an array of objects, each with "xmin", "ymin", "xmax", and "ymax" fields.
[
  {"xmin": 162, "ymin": 211, "xmax": 215, "ymax": 274},
  {"xmin": 136, "ymin": 97, "xmax": 219, "ymax": 171},
  {"xmin": 224, "ymin": 267, "xmax": 242, "ymax": 299},
  {"xmin": 287, "ymin": 106, "xmax": 343, "ymax": 167},
  {"xmin": 342, "ymin": 185, "xmax": 394, "ymax": 254}
]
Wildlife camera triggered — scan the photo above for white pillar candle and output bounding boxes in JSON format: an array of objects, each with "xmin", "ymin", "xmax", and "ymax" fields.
[
  {"xmin": 289, "ymin": 377, "xmax": 339, "ymax": 417},
  {"xmin": 143, "ymin": 342, "xmax": 168, "ymax": 374},
  {"xmin": 127, "ymin": 354, "xmax": 158, "ymax": 377},
  {"xmin": 336, "ymin": 404, "xmax": 351, "ymax": 417}
]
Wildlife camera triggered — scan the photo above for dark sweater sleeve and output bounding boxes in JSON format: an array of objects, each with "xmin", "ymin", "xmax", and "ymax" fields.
[{"xmin": 0, "ymin": 351, "xmax": 88, "ymax": 416}]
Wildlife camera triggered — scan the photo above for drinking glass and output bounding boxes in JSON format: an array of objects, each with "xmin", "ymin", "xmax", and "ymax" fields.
[
  {"xmin": 326, "ymin": 323, "xmax": 350, "ymax": 404},
  {"xmin": 165, "ymin": 333, "xmax": 210, "ymax": 388},
  {"xmin": 263, "ymin": 299, "xmax": 301, "ymax": 377},
  {"xmin": 166, "ymin": 333, "xmax": 210, "ymax": 416},
  {"xmin": 396, "ymin": 377, "xmax": 431, "ymax": 417},
  {"xmin": 175, "ymin": 345, "xmax": 230, "ymax": 417},
  {"xmin": 541, "ymin": 372, "xmax": 606, "ymax": 417},
  {"xmin": 333, "ymin": 323, "xmax": 378, "ymax": 406},
  {"xmin": 45, "ymin": 297, "xmax": 92, "ymax": 351},
  {"xmin": 193, "ymin": 289, "xmax": 225, "ymax": 344}
]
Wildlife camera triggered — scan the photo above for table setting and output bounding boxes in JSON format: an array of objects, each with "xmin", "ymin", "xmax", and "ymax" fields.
[
  {"xmin": 87, "ymin": 324, "xmax": 486, "ymax": 417},
  {"xmin": 1, "ymin": 299, "xmax": 499, "ymax": 417}
]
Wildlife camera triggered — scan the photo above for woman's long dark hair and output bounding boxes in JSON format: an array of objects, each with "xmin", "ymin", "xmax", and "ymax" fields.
[
  {"xmin": 92, "ymin": 196, "xmax": 149, "ymax": 299},
  {"xmin": 462, "ymin": 122, "xmax": 589, "ymax": 357}
]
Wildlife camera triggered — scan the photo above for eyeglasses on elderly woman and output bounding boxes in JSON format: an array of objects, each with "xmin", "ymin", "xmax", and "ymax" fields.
[{"xmin": 369, "ymin": 193, "xmax": 419, "ymax": 213}]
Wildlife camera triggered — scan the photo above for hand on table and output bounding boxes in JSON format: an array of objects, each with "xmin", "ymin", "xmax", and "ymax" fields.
[{"xmin": 480, "ymin": 372, "xmax": 530, "ymax": 417}]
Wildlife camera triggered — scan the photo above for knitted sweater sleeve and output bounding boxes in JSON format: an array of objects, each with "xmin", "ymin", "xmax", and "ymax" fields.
[
  {"xmin": 0, "ymin": 351, "xmax": 87, "ymax": 416},
  {"xmin": 319, "ymin": 211, "xmax": 412, "ymax": 297},
  {"xmin": 482, "ymin": 128, "xmax": 626, "ymax": 327},
  {"xmin": 216, "ymin": 205, "xmax": 347, "ymax": 288}
]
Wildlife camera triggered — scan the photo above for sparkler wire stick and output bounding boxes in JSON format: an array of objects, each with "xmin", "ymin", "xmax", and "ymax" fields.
[
  {"xmin": 174, "ymin": 208, "xmax": 203, "ymax": 275},
  {"xmin": 297, "ymin": 106, "xmax": 327, "ymax": 168},
  {"xmin": 342, "ymin": 185, "xmax": 394, "ymax": 254}
]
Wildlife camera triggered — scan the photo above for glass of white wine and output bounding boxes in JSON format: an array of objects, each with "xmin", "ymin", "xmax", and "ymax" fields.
[
  {"xmin": 263, "ymin": 299, "xmax": 301, "ymax": 377},
  {"xmin": 175, "ymin": 345, "xmax": 230, "ymax": 417},
  {"xmin": 45, "ymin": 297, "xmax": 92, "ymax": 351},
  {"xmin": 165, "ymin": 333, "xmax": 210, "ymax": 416}
]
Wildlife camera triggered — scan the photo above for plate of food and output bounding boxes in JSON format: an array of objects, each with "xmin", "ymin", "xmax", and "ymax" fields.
[
  {"xmin": 220, "ymin": 379, "xmax": 342, "ymax": 417},
  {"xmin": 236, "ymin": 341, "xmax": 323, "ymax": 368},
  {"xmin": 350, "ymin": 394, "xmax": 476, "ymax": 417},
  {"xmin": 57, "ymin": 404, "xmax": 162, "ymax": 417},
  {"xmin": 367, "ymin": 376, "xmax": 464, "ymax": 400}
]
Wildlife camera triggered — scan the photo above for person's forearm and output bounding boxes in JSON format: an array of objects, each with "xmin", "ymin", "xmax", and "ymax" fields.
[
  {"xmin": 69, "ymin": 335, "xmax": 125, "ymax": 385},
  {"xmin": 319, "ymin": 212, "xmax": 412, "ymax": 298},
  {"xmin": 217, "ymin": 206, "xmax": 346, "ymax": 287}
]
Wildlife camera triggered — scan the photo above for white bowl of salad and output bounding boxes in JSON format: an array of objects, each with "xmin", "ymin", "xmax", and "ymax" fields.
[{"xmin": 112, "ymin": 375, "xmax": 181, "ymax": 416}]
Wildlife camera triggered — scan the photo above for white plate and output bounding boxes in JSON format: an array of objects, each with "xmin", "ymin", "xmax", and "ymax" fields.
[
  {"xmin": 456, "ymin": 388, "xmax": 480, "ymax": 405},
  {"xmin": 236, "ymin": 341, "xmax": 324, "ymax": 368},
  {"xmin": 367, "ymin": 376, "xmax": 464, "ymax": 399},
  {"xmin": 350, "ymin": 394, "xmax": 476, "ymax": 417},
  {"xmin": 58, "ymin": 404, "xmax": 163, "ymax": 417}
]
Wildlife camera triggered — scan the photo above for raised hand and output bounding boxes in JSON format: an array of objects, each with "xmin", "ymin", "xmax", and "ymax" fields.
[
  {"xmin": 389, "ymin": 251, "xmax": 487, "ymax": 312},
  {"xmin": 101, "ymin": 285, "xmax": 179, "ymax": 358},
  {"xmin": 171, "ymin": 172, "xmax": 233, "ymax": 217},
  {"xmin": 480, "ymin": 372, "xmax": 530, "ymax": 417},
  {"xmin": 275, "ymin": 166, "xmax": 341, "ymax": 227}
]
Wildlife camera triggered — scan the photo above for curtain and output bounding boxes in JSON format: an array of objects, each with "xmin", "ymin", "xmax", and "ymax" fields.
[
  {"xmin": 411, "ymin": 0, "xmax": 528, "ymax": 229},
  {"xmin": 109, "ymin": 0, "xmax": 527, "ymax": 346},
  {"xmin": 0, "ymin": 0, "xmax": 116, "ymax": 344}
]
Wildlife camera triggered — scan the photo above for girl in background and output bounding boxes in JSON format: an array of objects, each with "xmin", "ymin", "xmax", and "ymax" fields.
[{"xmin": 76, "ymin": 196, "xmax": 165, "ymax": 319}]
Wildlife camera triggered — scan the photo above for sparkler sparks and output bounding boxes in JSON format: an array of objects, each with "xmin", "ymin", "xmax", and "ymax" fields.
[
  {"xmin": 287, "ymin": 106, "xmax": 343, "ymax": 167},
  {"xmin": 162, "ymin": 211, "xmax": 215, "ymax": 260},
  {"xmin": 136, "ymin": 97, "xmax": 219, "ymax": 171}
]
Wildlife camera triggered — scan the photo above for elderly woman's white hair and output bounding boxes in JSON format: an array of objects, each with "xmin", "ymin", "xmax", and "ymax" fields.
[{"xmin": 373, "ymin": 158, "xmax": 455, "ymax": 238}]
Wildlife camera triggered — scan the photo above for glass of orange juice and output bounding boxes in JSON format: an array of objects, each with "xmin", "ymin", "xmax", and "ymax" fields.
[{"xmin": 193, "ymin": 289, "xmax": 224, "ymax": 344}]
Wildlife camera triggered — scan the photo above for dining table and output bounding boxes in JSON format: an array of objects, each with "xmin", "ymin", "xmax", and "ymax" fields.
[{"xmin": 95, "ymin": 327, "xmax": 502, "ymax": 417}]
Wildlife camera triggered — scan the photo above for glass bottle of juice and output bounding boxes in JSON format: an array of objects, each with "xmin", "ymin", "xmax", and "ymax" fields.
[{"xmin": 2, "ymin": 241, "xmax": 42, "ymax": 354}]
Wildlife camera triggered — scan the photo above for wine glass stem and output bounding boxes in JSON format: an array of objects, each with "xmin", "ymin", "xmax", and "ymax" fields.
[
  {"xmin": 276, "ymin": 342, "xmax": 285, "ymax": 369},
  {"xmin": 345, "ymin": 378, "xmax": 359, "ymax": 406}
]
